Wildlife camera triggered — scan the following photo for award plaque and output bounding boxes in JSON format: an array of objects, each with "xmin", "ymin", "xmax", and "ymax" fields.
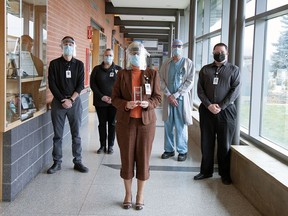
[{"xmin": 133, "ymin": 86, "xmax": 142, "ymax": 104}]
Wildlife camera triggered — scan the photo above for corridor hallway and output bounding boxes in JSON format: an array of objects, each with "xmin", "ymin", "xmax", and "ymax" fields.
[{"xmin": 0, "ymin": 108, "xmax": 260, "ymax": 216}]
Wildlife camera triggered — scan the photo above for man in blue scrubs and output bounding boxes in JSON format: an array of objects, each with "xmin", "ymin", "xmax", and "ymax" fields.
[{"xmin": 159, "ymin": 39, "xmax": 195, "ymax": 161}]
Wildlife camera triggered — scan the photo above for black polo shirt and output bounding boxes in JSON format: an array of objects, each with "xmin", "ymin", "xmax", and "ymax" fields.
[
  {"xmin": 48, "ymin": 56, "xmax": 84, "ymax": 102},
  {"xmin": 90, "ymin": 62, "xmax": 122, "ymax": 107}
]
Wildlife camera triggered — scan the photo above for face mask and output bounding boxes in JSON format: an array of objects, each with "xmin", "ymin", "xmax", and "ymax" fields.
[
  {"xmin": 213, "ymin": 53, "xmax": 226, "ymax": 62},
  {"xmin": 130, "ymin": 55, "xmax": 140, "ymax": 67},
  {"xmin": 63, "ymin": 45, "xmax": 74, "ymax": 56},
  {"xmin": 172, "ymin": 48, "xmax": 182, "ymax": 57},
  {"xmin": 104, "ymin": 56, "xmax": 113, "ymax": 65}
]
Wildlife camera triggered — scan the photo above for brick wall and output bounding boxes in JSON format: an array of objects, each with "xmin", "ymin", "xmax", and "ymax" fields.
[{"xmin": 47, "ymin": 0, "xmax": 125, "ymax": 102}]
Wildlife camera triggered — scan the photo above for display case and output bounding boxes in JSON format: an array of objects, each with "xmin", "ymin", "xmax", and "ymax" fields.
[{"xmin": 0, "ymin": 0, "xmax": 47, "ymax": 131}]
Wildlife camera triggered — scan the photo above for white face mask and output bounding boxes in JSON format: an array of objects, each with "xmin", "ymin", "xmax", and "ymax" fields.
[
  {"xmin": 130, "ymin": 55, "xmax": 141, "ymax": 67},
  {"xmin": 104, "ymin": 56, "xmax": 113, "ymax": 65},
  {"xmin": 172, "ymin": 47, "xmax": 182, "ymax": 57},
  {"xmin": 63, "ymin": 45, "xmax": 74, "ymax": 56}
]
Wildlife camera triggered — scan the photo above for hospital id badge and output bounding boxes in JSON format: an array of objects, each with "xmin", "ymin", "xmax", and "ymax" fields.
[
  {"xmin": 66, "ymin": 70, "xmax": 71, "ymax": 78},
  {"xmin": 145, "ymin": 83, "xmax": 151, "ymax": 95},
  {"xmin": 213, "ymin": 77, "xmax": 219, "ymax": 85}
]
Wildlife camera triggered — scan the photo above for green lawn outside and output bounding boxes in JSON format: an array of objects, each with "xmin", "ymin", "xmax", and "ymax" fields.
[
  {"xmin": 262, "ymin": 104, "xmax": 288, "ymax": 147},
  {"xmin": 240, "ymin": 101, "xmax": 288, "ymax": 149}
]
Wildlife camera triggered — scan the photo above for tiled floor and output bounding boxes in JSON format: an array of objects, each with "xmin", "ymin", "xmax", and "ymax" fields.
[{"xmin": 0, "ymin": 109, "xmax": 261, "ymax": 216}]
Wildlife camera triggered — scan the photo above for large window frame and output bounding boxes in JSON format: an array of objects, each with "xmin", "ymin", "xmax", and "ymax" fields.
[
  {"xmin": 193, "ymin": 0, "xmax": 288, "ymax": 162},
  {"xmin": 245, "ymin": 2, "xmax": 288, "ymax": 159}
]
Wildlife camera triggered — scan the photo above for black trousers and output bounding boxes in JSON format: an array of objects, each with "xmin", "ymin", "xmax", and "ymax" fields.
[
  {"xmin": 199, "ymin": 103, "xmax": 237, "ymax": 178},
  {"xmin": 95, "ymin": 106, "xmax": 116, "ymax": 148}
]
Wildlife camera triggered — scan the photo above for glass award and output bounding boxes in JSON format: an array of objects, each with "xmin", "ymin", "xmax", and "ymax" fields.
[{"xmin": 133, "ymin": 86, "xmax": 142, "ymax": 105}]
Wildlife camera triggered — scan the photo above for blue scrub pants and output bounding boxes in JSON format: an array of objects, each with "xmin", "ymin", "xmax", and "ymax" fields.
[{"xmin": 164, "ymin": 100, "xmax": 188, "ymax": 154}]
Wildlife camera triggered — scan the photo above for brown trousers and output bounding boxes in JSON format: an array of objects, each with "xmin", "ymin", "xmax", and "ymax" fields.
[{"xmin": 116, "ymin": 118, "xmax": 156, "ymax": 181}]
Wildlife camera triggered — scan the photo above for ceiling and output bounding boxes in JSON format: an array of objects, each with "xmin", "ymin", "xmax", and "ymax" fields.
[
  {"xmin": 110, "ymin": 0, "xmax": 190, "ymax": 9},
  {"xmin": 107, "ymin": 0, "xmax": 190, "ymax": 44}
]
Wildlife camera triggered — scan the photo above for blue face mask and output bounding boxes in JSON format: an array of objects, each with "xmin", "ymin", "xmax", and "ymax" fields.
[
  {"xmin": 172, "ymin": 48, "xmax": 182, "ymax": 57},
  {"xmin": 63, "ymin": 45, "xmax": 74, "ymax": 56},
  {"xmin": 104, "ymin": 56, "xmax": 113, "ymax": 65},
  {"xmin": 130, "ymin": 55, "xmax": 140, "ymax": 67}
]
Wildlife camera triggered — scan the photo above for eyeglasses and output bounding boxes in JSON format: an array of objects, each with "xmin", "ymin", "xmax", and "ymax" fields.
[
  {"xmin": 130, "ymin": 52, "xmax": 140, "ymax": 55},
  {"xmin": 172, "ymin": 45, "xmax": 182, "ymax": 48}
]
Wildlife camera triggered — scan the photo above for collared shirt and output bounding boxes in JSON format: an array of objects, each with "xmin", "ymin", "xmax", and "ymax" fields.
[
  {"xmin": 197, "ymin": 61, "xmax": 241, "ymax": 110},
  {"xmin": 48, "ymin": 56, "xmax": 84, "ymax": 102},
  {"xmin": 90, "ymin": 62, "xmax": 122, "ymax": 106}
]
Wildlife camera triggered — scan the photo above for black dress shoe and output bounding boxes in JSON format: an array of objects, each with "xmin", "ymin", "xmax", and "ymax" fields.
[
  {"xmin": 74, "ymin": 163, "xmax": 89, "ymax": 173},
  {"xmin": 161, "ymin": 151, "xmax": 175, "ymax": 159},
  {"xmin": 178, "ymin": 153, "xmax": 187, "ymax": 161},
  {"xmin": 97, "ymin": 146, "xmax": 106, "ymax": 154},
  {"xmin": 193, "ymin": 173, "xmax": 212, "ymax": 180},
  {"xmin": 47, "ymin": 163, "xmax": 61, "ymax": 174},
  {"xmin": 221, "ymin": 177, "xmax": 232, "ymax": 185},
  {"xmin": 107, "ymin": 147, "xmax": 114, "ymax": 154}
]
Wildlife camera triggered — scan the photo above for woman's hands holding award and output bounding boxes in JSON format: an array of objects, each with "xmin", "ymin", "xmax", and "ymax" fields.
[
  {"xmin": 125, "ymin": 100, "xmax": 149, "ymax": 110},
  {"xmin": 125, "ymin": 86, "xmax": 148, "ymax": 110}
]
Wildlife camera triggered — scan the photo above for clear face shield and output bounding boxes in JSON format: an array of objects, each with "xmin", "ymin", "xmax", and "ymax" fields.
[
  {"xmin": 60, "ymin": 37, "xmax": 77, "ymax": 57},
  {"xmin": 126, "ymin": 41, "xmax": 150, "ymax": 70}
]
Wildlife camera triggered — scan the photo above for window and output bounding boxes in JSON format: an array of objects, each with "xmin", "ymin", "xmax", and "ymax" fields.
[
  {"xmin": 245, "ymin": 0, "xmax": 255, "ymax": 18},
  {"xmin": 209, "ymin": 0, "xmax": 222, "ymax": 32},
  {"xmin": 196, "ymin": 0, "xmax": 204, "ymax": 37},
  {"xmin": 195, "ymin": 42, "xmax": 203, "ymax": 72},
  {"xmin": 267, "ymin": 0, "xmax": 288, "ymax": 11},
  {"xmin": 194, "ymin": 41, "xmax": 203, "ymax": 105},
  {"xmin": 208, "ymin": 36, "xmax": 220, "ymax": 63},
  {"xmin": 261, "ymin": 15, "xmax": 288, "ymax": 149},
  {"xmin": 240, "ymin": 25, "xmax": 254, "ymax": 130}
]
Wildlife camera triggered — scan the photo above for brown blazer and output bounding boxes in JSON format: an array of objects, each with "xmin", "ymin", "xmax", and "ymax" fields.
[{"xmin": 111, "ymin": 68, "xmax": 162, "ymax": 125}]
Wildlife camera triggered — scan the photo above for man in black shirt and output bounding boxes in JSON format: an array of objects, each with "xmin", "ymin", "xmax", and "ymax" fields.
[
  {"xmin": 90, "ymin": 48, "xmax": 122, "ymax": 154},
  {"xmin": 194, "ymin": 43, "xmax": 240, "ymax": 184},
  {"xmin": 47, "ymin": 36, "xmax": 88, "ymax": 174}
]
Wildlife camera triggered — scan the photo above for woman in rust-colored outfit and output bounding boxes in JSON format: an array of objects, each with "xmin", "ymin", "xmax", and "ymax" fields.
[{"xmin": 111, "ymin": 41, "xmax": 161, "ymax": 210}]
